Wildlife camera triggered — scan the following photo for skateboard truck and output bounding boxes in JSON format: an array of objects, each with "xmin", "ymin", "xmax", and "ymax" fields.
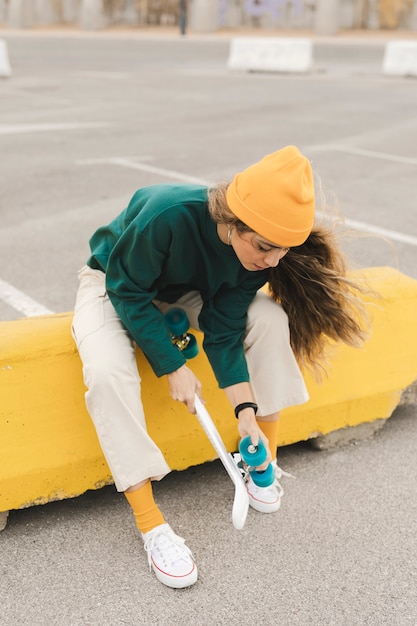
[{"xmin": 165, "ymin": 307, "xmax": 199, "ymax": 359}]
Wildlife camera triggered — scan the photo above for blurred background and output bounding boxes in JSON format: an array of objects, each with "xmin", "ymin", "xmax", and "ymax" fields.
[
  {"xmin": 1, "ymin": 0, "xmax": 416, "ymax": 35},
  {"xmin": 1, "ymin": 5, "xmax": 417, "ymax": 624}
]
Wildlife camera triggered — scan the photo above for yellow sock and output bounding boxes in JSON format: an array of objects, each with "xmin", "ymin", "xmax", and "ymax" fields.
[
  {"xmin": 124, "ymin": 481, "xmax": 165, "ymax": 534},
  {"xmin": 256, "ymin": 419, "xmax": 280, "ymax": 460}
]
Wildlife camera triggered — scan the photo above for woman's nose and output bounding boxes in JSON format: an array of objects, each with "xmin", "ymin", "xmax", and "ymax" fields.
[{"xmin": 265, "ymin": 249, "xmax": 285, "ymax": 267}]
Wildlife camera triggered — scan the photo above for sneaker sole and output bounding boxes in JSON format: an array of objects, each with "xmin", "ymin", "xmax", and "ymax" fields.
[
  {"xmin": 152, "ymin": 561, "xmax": 198, "ymax": 589},
  {"xmin": 248, "ymin": 492, "xmax": 281, "ymax": 514}
]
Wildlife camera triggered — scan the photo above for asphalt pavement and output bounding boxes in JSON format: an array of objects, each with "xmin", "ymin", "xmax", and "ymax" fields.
[{"xmin": 0, "ymin": 28, "xmax": 416, "ymax": 625}]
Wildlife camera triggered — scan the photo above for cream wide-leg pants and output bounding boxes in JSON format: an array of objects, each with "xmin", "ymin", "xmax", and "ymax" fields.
[{"xmin": 72, "ymin": 265, "xmax": 309, "ymax": 492}]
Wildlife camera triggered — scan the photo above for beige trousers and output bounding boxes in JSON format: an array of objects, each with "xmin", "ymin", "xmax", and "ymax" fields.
[{"xmin": 72, "ymin": 265, "xmax": 309, "ymax": 491}]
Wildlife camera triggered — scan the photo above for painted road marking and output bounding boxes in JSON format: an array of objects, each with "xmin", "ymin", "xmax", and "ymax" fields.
[
  {"xmin": 75, "ymin": 71, "xmax": 131, "ymax": 80},
  {"xmin": 0, "ymin": 122, "xmax": 109, "ymax": 135},
  {"xmin": 307, "ymin": 143, "xmax": 417, "ymax": 167},
  {"xmin": 2, "ymin": 149, "xmax": 416, "ymax": 319},
  {"xmin": 76, "ymin": 157, "xmax": 211, "ymax": 186},
  {"xmin": 328, "ymin": 145, "xmax": 417, "ymax": 167},
  {"xmin": 307, "ymin": 144, "xmax": 417, "ymax": 246},
  {"xmin": 343, "ymin": 218, "xmax": 417, "ymax": 247},
  {"xmin": 0, "ymin": 278, "xmax": 54, "ymax": 317},
  {"xmin": 77, "ymin": 156, "xmax": 417, "ymax": 247}
]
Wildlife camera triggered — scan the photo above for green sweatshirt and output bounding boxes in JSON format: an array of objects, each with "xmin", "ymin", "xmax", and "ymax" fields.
[{"xmin": 87, "ymin": 183, "xmax": 268, "ymax": 388}]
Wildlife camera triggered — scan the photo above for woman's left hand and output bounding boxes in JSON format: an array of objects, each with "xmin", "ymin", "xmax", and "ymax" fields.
[{"xmin": 236, "ymin": 408, "xmax": 272, "ymax": 470}]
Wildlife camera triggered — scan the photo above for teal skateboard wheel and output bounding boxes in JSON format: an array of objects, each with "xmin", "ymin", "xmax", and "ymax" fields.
[
  {"xmin": 239, "ymin": 436, "xmax": 274, "ymax": 487},
  {"xmin": 249, "ymin": 463, "xmax": 274, "ymax": 488},
  {"xmin": 165, "ymin": 307, "xmax": 189, "ymax": 336},
  {"xmin": 182, "ymin": 334, "xmax": 199, "ymax": 359},
  {"xmin": 165, "ymin": 307, "xmax": 199, "ymax": 359},
  {"xmin": 239, "ymin": 436, "xmax": 267, "ymax": 467}
]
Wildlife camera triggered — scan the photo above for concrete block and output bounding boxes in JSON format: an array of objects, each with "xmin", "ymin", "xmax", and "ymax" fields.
[
  {"xmin": 79, "ymin": 0, "xmax": 105, "ymax": 29},
  {"xmin": 0, "ymin": 511, "xmax": 9, "ymax": 531},
  {"xmin": 314, "ymin": 0, "xmax": 339, "ymax": 35},
  {"xmin": 227, "ymin": 37, "xmax": 313, "ymax": 73},
  {"xmin": 399, "ymin": 380, "xmax": 417, "ymax": 407},
  {"xmin": 382, "ymin": 40, "xmax": 417, "ymax": 77},
  {"xmin": 309, "ymin": 418, "xmax": 387, "ymax": 450},
  {"xmin": 0, "ymin": 0, "xmax": 6, "ymax": 22},
  {"xmin": 6, "ymin": 0, "xmax": 34, "ymax": 27},
  {"xmin": 1, "ymin": 267, "xmax": 417, "ymax": 522},
  {"xmin": 188, "ymin": 0, "xmax": 219, "ymax": 33},
  {"xmin": 61, "ymin": 0, "xmax": 78, "ymax": 23},
  {"xmin": 0, "ymin": 39, "xmax": 11, "ymax": 78},
  {"xmin": 34, "ymin": 0, "xmax": 62, "ymax": 24}
]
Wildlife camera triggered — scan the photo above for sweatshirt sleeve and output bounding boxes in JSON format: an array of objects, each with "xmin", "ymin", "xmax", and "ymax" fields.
[
  {"xmin": 105, "ymin": 223, "xmax": 187, "ymax": 377},
  {"xmin": 199, "ymin": 283, "xmax": 259, "ymax": 389}
]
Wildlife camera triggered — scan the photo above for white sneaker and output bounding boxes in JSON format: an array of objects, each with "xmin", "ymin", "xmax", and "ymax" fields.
[
  {"xmin": 141, "ymin": 523, "xmax": 198, "ymax": 589},
  {"xmin": 247, "ymin": 461, "xmax": 295, "ymax": 514}
]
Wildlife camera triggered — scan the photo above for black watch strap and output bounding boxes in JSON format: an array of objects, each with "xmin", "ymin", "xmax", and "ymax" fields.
[{"xmin": 234, "ymin": 402, "xmax": 258, "ymax": 419}]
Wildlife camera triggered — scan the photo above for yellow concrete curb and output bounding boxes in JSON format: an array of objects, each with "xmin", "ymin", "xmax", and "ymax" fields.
[{"xmin": 1, "ymin": 267, "xmax": 417, "ymax": 518}]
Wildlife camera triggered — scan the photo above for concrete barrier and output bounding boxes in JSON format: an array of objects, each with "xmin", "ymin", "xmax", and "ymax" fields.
[
  {"xmin": 382, "ymin": 40, "xmax": 417, "ymax": 77},
  {"xmin": 1, "ymin": 267, "xmax": 417, "ymax": 529},
  {"xmin": 6, "ymin": 0, "xmax": 34, "ymax": 28},
  {"xmin": 79, "ymin": 0, "xmax": 106, "ymax": 30},
  {"xmin": 227, "ymin": 37, "xmax": 313, "ymax": 73},
  {"xmin": 188, "ymin": 0, "xmax": 219, "ymax": 33},
  {"xmin": 0, "ymin": 39, "xmax": 12, "ymax": 78},
  {"xmin": 314, "ymin": 0, "xmax": 339, "ymax": 35}
]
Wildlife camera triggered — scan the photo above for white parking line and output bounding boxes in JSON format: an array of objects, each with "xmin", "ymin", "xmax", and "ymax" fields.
[
  {"xmin": 77, "ymin": 156, "xmax": 417, "ymax": 247},
  {"xmin": 343, "ymin": 218, "xmax": 417, "ymax": 247},
  {"xmin": 75, "ymin": 71, "xmax": 131, "ymax": 80},
  {"xmin": 307, "ymin": 143, "xmax": 417, "ymax": 166},
  {"xmin": 0, "ymin": 122, "xmax": 109, "ymax": 135},
  {"xmin": 4, "ymin": 152, "xmax": 415, "ymax": 319},
  {"xmin": 0, "ymin": 278, "xmax": 54, "ymax": 317},
  {"xmin": 76, "ymin": 157, "xmax": 211, "ymax": 186},
  {"xmin": 328, "ymin": 145, "xmax": 417, "ymax": 166}
]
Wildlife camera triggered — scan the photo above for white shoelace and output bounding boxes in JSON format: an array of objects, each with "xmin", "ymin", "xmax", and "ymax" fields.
[
  {"xmin": 142, "ymin": 525, "xmax": 192, "ymax": 571},
  {"xmin": 273, "ymin": 462, "xmax": 295, "ymax": 481}
]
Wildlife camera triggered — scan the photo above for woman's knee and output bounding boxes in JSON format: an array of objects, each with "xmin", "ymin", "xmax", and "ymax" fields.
[{"xmin": 246, "ymin": 292, "xmax": 290, "ymax": 343}]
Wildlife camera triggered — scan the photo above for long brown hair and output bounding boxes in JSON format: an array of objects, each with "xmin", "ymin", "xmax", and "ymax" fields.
[
  {"xmin": 268, "ymin": 225, "xmax": 368, "ymax": 373},
  {"xmin": 208, "ymin": 183, "xmax": 369, "ymax": 372}
]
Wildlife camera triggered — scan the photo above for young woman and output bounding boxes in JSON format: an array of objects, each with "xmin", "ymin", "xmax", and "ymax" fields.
[{"xmin": 72, "ymin": 146, "xmax": 365, "ymax": 589}]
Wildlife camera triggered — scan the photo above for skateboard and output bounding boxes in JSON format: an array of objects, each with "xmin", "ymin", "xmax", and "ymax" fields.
[{"xmin": 165, "ymin": 307, "xmax": 250, "ymax": 530}]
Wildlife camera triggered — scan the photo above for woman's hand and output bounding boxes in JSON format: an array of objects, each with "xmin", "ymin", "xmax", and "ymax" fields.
[
  {"xmin": 223, "ymin": 382, "xmax": 272, "ymax": 471},
  {"xmin": 167, "ymin": 364, "xmax": 203, "ymax": 414},
  {"xmin": 237, "ymin": 407, "xmax": 272, "ymax": 471}
]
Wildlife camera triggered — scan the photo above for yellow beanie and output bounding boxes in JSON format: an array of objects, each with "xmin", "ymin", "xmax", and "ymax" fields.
[{"xmin": 226, "ymin": 146, "xmax": 315, "ymax": 247}]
